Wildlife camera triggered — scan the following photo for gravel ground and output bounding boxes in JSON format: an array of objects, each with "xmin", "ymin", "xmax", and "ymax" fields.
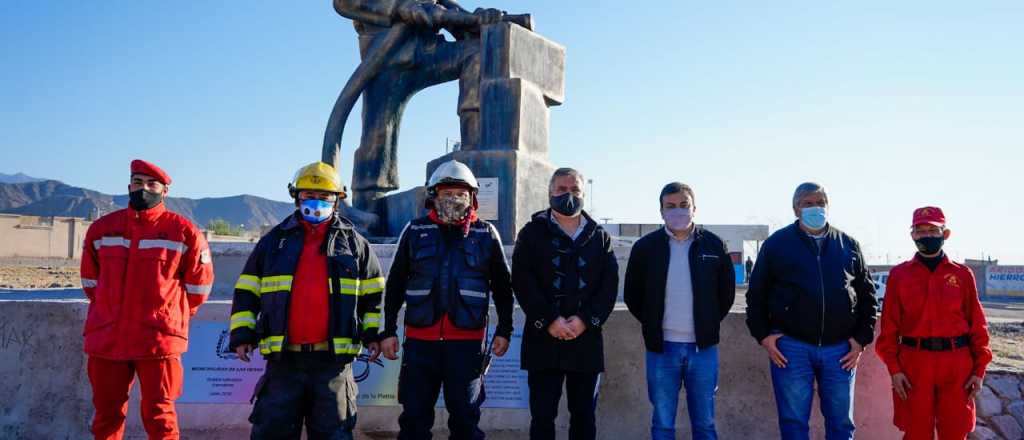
[
  {"xmin": 988, "ymin": 321, "xmax": 1024, "ymax": 372},
  {"xmin": 0, "ymin": 260, "xmax": 79, "ymax": 289}
]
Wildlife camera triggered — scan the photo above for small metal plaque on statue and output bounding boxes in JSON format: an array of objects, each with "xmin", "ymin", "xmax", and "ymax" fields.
[{"xmin": 477, "ymin": 178, "xmax": 499, "ymax": 220}]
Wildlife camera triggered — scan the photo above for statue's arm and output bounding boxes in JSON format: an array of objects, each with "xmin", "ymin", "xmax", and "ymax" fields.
[
  {"xmin": 332, "ymin": 0, "xmax": 403, "ymax": 27},
  {"xmin": 437, "ymin": 0, "xmax": 469, "ymax": 14}
]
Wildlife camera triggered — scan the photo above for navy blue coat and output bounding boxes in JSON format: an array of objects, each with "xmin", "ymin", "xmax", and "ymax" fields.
[{"xmin": 745, "ymin": 221, "xmax": 878, "ymax": 347}]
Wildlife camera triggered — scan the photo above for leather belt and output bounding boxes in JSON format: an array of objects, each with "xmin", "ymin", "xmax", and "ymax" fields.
[
  {"xmin": 899, "ymin": 334, "xmax": 969, "ymax": 351},
  {"xmin": 284, "ymin": 342, "xmax": 330, "ymax": 352}
]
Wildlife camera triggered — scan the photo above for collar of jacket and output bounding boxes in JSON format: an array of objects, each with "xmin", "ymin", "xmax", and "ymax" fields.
[
  {"xmin": 127, "ymin": 202, "xmax": 167, "ymax": 223},
  {"xmin": 280, "ymin": 211, "xmax": 356, "ymax": 257},
  {"xmin": 912, "ymin": 251, "xmax": 950, "ymax": 269},
  {"xmin": 788, "ymin": 220, "xmax": 836, "ymax": 250},
  {"xmin": 533, "ymin": 208, "xmax": 598, "ymax": 245},
  {"xmin": 280, "ymin": 210, "xmax": 354, "ymax": 232},
  {"xmin": 657, "ymin": 224, "xmax": 706, "ymax": 245}
]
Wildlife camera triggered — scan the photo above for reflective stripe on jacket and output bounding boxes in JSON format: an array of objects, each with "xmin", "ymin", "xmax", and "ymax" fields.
[
  {"xmin": 80, "ymin": 203, "xmax": 214, "ymax": 359},
  {"xmin": 228, "ymin": 212, "xmax": 384, "ymax": 363}
]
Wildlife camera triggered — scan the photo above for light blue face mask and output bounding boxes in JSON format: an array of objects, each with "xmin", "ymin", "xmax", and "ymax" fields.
[
  {"xmin": 800, "ymin": 206, "xmax": 827, "ymax": 230},
  {"xmin": 300, "ymin": 199, "xmax": 334, "ymax": 224}
]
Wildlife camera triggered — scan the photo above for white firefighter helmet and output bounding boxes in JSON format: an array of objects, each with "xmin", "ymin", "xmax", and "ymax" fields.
[{"xmin": 427, "ymin": 160, "xmax": 479, "ymax": 194}]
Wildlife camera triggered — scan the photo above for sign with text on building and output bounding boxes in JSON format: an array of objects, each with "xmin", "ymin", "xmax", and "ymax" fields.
[
  {"xmin": 476, "ymin": 178, "xmax": 499, "ymax": 221},
  {"xmin": 986, "ymin": 266, "xmax": 1024, "ymax": 297},
  {"xmin": 180, "ymin": 320, "xmax": 529, "ymax": 408}
]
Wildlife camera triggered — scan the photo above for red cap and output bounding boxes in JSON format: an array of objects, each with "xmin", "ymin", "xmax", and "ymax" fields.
[
  {"xmin": 912, "ymin": 206, "xmax": 945, "ymax": 228},
  {"xmin": 130, "ymin": 159, "xmax": 172, "ymax": 185}
]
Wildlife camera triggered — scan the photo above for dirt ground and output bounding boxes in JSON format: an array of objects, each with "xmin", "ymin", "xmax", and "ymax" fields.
[
  {"xmin": 988, "ymin": 321, "xmax": 1024, "ymax": 372},
  {"xmin": 0, "ymin": 259, "xmax": 79, "ymax": 289}
]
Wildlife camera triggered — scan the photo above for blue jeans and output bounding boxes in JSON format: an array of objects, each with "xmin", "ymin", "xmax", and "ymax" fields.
[
  {"xmin": 770, "ymin": 335, "xmax": 855, "ymax": 440},
  {"xmin": 645, "ymin": 342, "xmax": 719, "ymax": 440}
]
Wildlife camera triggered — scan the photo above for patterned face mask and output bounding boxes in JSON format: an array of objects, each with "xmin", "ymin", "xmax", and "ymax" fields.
[
  {"xmin": 436, "ymin": 194, "xmax": 471, "ymax": 223},
  {"xmin": 299, "ymin": 198, "xmax": 334, "ymax": 224}
]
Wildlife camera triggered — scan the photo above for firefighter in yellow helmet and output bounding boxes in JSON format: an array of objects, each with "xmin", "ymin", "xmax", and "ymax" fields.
[{"xmin": 229, "ymin": 162, "xmax": 385, "ymax": 439}]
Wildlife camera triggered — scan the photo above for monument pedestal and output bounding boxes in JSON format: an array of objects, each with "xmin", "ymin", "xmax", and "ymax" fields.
[{"xmin": 379, "ymin": 22, "xmax": 565, "ymax": 242}]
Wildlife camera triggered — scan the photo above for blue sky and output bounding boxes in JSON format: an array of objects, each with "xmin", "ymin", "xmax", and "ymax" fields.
[{"xmin": 2, "ymin": 1, "xmax": 1022, "ymax": 264}]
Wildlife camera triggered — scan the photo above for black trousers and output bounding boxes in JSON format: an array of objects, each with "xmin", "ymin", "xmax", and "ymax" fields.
[
  {"xmin": 249, "ymin": 352, "xmax": 357, "ymax": 440},
  {"xmin": 527, "ymin": 370, "xmax": 601, "ymax": 440},
  {"xmin": 398, "ymin": 339, "xmax": 486, "ymax": 440}
]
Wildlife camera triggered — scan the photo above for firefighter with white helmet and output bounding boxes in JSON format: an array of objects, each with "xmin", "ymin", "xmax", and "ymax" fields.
[{"xmin": 380, "ymin": 160, "xmax": 515, "ymax": 439}]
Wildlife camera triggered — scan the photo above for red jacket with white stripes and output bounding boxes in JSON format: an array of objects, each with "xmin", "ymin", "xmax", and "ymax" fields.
[{"xmin": 80, "ymin": 203, "xmax": 215, "ymax": 360}]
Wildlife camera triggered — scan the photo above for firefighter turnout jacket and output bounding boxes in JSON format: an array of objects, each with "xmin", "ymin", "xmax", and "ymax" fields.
[{"xmin": 228, "ymin": 212, "xmax": 384, "ymax": 363}]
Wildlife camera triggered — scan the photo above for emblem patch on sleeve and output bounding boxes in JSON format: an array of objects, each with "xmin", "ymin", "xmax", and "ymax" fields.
[{"xmin": 200, "ymin": 249, "xmax": 212, "ymax": 264}]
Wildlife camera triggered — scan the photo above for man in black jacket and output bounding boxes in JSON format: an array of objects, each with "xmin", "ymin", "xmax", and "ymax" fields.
[
  {"xmin": 624, "ymin": 182, "xmax": 735, "ymax": 440},
  {"xmin": 512, "ymin": 167, "xmax": 619, "ymax": 440},
  {"xmin": 745, "ymin": 182, "xmax": 877, "ymax": 440}
]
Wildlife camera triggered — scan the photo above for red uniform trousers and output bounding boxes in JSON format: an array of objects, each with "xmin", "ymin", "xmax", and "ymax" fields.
[
  {"xmin": 894, "ymin": 347, "xmax": 976, "ymax": 440},
  {"xmin": 87, "ymin": 356, "xmax": 183, "ymax": 440}
]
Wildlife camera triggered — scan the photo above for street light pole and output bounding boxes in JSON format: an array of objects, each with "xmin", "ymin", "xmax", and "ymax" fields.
[{"xmin": 587, "ymin": 179, "xmax": 594, "ymax": 214}]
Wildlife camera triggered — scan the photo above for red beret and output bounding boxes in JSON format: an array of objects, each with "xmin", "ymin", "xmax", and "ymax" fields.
[
  {"xmin": 912, "ymin": 206, "xmax": 945, "ymax": 228},
  {"xmin": 130, "ymin": 159, "xmax": 172, "ymax": 185}
]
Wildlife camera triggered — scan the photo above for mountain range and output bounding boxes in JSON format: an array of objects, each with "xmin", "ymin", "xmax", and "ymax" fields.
[
  {"xmin": 0, "ymin": 172, "xmax": 44, "ymax": 184},
  {"xmin": 0, "ymin": 177, "xmax": 295, "ymax": 230}
]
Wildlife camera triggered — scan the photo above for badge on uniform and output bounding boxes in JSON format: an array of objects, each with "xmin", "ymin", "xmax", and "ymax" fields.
[
  {"xmin": 200, "ymin": 249, "xmax": 212, "ymax": 264},
  {"xmin": 945, "ymin": 274, "xmax": 960, "ymax": 288}
]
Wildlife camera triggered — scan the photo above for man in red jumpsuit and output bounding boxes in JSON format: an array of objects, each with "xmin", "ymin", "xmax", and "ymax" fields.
[
  {"xmin": 875, "ymin": 206, "xmax": 991, "ymax": 440},
  {"xmin": 80, "ymin": 159, "xmax": 215, "ymax": 440}
]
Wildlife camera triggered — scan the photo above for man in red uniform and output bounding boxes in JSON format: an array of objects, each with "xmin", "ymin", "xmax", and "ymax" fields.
[
  {"xmin": 80, "ymin": 159, "xmax": 215, "ymax": 440},
  {"xmin": 875, "ymin": 206, "xmax": 992, "ymax": 440}
]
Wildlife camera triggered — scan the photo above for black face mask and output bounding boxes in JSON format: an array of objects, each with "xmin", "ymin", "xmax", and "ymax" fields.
[
  {"xmin": 914, "ymin": 236, "xmax": 944, "ymax": 255},
  {"xmin": 550, "ymin": 193, "xmax": 583, "ymax": 217},
  {"xmin": 129, "ymin": 189, "xmax": 163, "ymax": 211}
]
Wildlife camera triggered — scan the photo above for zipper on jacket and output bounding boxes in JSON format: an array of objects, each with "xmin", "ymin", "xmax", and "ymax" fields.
[
  {"xmin": 440, "ymin": 236, "xmax": 452, "ymax": 342},
  {"xmin": 439, "ymin": 315, "xmax": 445, "ymax": 341},
  {"xmin": 816, "ymin": 254, "xmax": 825, "ymax": 347}
]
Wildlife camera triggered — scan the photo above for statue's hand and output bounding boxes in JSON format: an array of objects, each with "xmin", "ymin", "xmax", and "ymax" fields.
[
  {"xmin": 396, "ymin": 0, "xmax": 436, "ymax": 28},
  {"xmin": 473, "ymin": 8, "xmax": 504, "ymax": 25}
]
